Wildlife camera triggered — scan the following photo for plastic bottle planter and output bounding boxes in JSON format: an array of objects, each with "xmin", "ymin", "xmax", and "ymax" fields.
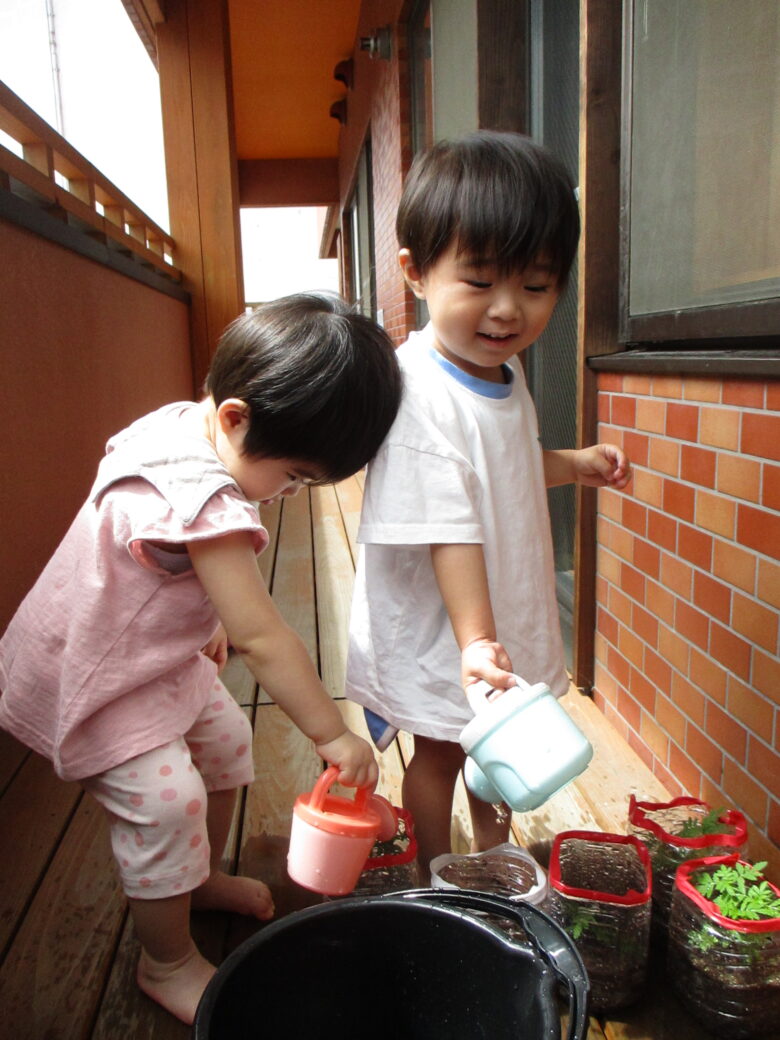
[
  {"xmin": 667, "ymin": 855, "xmax": 780, "ymax": 1039},
  {"xmin": 350, "ymin": 807, "xmax": 419, "ymax": 896},
  {"xmin": 430, "ymin": 843, "xmax": 548, "ymax": 904},
  {"xmin": 430, "ymin": 842, "xmax": 548, "ymax": 945},
  {"xmin": 546, "ymin": 830, "xmax": 653, "ymax": 1013},
  {"xmin": 628, "ymin": 795, "xmax": 748, "ymax": 933},
  {"xmin": 459, "ymin": 676, "xmax": 593, "ymax": 812}
]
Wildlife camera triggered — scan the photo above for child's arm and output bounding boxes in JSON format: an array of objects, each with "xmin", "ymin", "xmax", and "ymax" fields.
[
  {"xmin": 543, "ymin": 444, "xmax": 632, "ymax": 489},
  {"xmin": 430, "ymin": 542, "xmax": 515, "ymax": 694},
  {"xmin": 189, "ymin": 532, "xmax": 377, "ymax": 788}
]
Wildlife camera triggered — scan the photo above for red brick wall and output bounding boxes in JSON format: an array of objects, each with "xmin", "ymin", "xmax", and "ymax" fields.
[
  {"xmin": 594, "ymin": 371, "xmax": 780, "ymax": 872},
  {"xmin": 368, "ymin": 18, "xmax": 415, "ymax": 344},
  {"xmin": 337, "ymin": 2, "xmax": 416, "ymax": 345}
]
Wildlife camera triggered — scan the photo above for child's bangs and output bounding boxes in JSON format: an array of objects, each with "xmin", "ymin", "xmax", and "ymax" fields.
[{"xmin": 452, "ymin": 179, "xmax": 569, "ymax": 279}]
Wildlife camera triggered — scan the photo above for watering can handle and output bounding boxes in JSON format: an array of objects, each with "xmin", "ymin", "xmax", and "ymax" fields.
[
  {"xmin": 466, "ymin": 674, "xmax": 533, "ymax": 714},
  {"xmin": 395, "ymin": 889, "xmax": 590, "ymax": 1040},
  {"xmin": 309, "ymin": 765, "xmax": 372, "ymax": 813}
]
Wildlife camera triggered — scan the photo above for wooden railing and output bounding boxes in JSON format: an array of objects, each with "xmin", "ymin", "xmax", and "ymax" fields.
[{"xmin": 0, "ymin": 79, "xmax": 180, "ymax": 283}]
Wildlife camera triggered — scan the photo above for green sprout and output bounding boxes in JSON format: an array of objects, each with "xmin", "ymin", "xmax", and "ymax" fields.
[
  {"xmin": 693, "ymin": 861, "xmax": 780, "ymax": 922},
  {"xmin": 686, "ymin": 861, "xmax": 780, "ymax": 963}
]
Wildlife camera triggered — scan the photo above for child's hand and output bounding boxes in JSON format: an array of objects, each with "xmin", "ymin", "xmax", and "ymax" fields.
[
  {"xmin": 202, "ymin": 624, "xmax": 229, "ymax": 673},
  {"xmin": 316, "ymin": 730, "xmax": 379, "ymax": 789},
  {"xmin": 573, "ymin": 444, "xmax": 632, "ymax": 490},
  {"xmin": 461, "ymin": 637, "xmax": 516, "ymax": 695}
]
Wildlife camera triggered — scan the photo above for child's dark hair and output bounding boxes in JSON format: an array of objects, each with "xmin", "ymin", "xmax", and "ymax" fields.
[
  {"xmin": 206, "ymin": 292, "xmax": 402, "ymax": 483},
  {"xmin": 396, "ymin": 130, "xmax": 580, "ymax": 285}
]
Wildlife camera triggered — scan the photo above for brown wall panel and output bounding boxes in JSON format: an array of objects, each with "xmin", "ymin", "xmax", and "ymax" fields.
[{"xmin": 0, "ymin": 219, "xmax": 193, "ymax": 630}]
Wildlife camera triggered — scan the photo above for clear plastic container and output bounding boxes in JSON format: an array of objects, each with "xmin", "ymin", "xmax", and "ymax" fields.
[
  {"xmin": 546, "ymin": 830, "xmax": 653, "ymax": 1012},
  {"xmin": 668, "ymin": 854, "xmax": 780, "ymax": 1039},
  {"xmin": 430, "ymin": 842, "xmax": 548, "ymax": 905},
  {"xmin": 351, "ymin": 807, "xmax": 419, "ymax": 896},
  {"xmin": 628, "ymin": 795, "xmax": 748, "ymax": 931}
]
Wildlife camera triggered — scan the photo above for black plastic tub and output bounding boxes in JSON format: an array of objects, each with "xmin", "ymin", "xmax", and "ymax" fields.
[{"xmin": 195, "ymin": 889, "xmax": 589, "ymax": 1040}]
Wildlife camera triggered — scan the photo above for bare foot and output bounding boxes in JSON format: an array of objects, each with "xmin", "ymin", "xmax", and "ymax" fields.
[
  {"xmin": 137, "ymin": 944, "xmax": 216, "ymax": 1025},
  {"xmin": 191, "ymin": 870, "xmax": 275, "ymax": 920}
]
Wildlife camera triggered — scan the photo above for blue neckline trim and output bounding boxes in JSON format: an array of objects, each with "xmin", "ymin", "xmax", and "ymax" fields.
[{"xmin": 429, "ymin": 347, "xmax": 514, "ymax": 399}]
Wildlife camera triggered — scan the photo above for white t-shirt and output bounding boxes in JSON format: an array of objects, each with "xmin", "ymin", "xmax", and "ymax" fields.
[{"xmin": 345, "ymin": 325, "xmax": 568, "ymax": 742}]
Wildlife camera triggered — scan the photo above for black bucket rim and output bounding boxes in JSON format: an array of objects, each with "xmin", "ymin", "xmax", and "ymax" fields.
[{"xmin": 194, "ymin": 889, "xmax": 589, "ymax": 1040}]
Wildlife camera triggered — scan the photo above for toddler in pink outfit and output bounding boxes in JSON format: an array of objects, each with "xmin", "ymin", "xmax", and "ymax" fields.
[{"xmin": 0, "ymin": 292, "xmax": 402, "ymax": 1025}]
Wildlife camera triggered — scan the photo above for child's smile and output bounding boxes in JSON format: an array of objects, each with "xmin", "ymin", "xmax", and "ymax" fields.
[{"xmin": 400, "ymin": 243, "xmax": 561, "ymax": 383}]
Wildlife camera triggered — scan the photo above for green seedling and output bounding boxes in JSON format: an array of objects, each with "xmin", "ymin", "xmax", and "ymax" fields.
[{"xmin": 687, "ymin": 861, "xmax": 780, "ymax": 959}]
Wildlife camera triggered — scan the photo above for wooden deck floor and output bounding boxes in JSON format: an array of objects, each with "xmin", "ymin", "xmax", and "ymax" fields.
[{"xmin": 0, "ymin": 476, "xmax": 717, "ymax": 1039}]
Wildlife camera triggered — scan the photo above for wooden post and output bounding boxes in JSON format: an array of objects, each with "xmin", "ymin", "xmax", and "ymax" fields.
[
  {"xmin": 476, "ymin": 0, "xmax": 528, "ymax": 132},
  {"xmin": 156, "ymin": 0, "xmax": 244, "ymax": 393},
  {"xmin": 573, "ymin": 0, "xmax": 623, "ymax": 691}
]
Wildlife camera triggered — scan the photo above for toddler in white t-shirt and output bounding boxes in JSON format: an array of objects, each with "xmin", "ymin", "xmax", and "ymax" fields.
[{"xmin": 345, "ymin": 132, "xmax": 632, "ymax": 877}]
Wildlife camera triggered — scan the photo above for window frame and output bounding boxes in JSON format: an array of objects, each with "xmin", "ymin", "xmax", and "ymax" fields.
[
  {"xmin": 619, "ymin": 0, "xmax": 780, "ymax": 350},
  {"xmin": 344, "ymin": 139, "xmax": 376, "ymax": 319}
]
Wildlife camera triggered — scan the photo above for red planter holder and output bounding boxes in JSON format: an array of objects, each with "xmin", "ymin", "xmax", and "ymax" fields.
[
  {"xmin": 352, "ymin": 807, "xmax": 419, "ymax": 895},
  {"xmin": 668, "ymin": 854, "xmax": 780, "ymax": 1039},
  {"xmin": 547, "ymin": 830, "xmax": 653, "ymax": 1012},
  {"xmin": 628, "ymin": 796, "xmax": 748, "ymax": 930}
]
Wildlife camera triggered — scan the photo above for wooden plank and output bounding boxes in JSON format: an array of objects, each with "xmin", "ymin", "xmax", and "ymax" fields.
[
  {"xmin": 257, "ymin": 498, "xmax": 281, "ymax": 587},
  {"xmin": 235, "ymin": 701, "xmax": 323, "ymax": 926},
  {"xmin": 311, "ymin": 483, "xmax": 356, "ymax": 700},
  {"xmin": 0, "ymin": 752, "xmax": 81, "ymax": 955},
  {"xmin": 561, "ymin": 688, "xmax": 670, "ymax": 834},
  {"xmin": 511, "ymin": 782, "xmax": 601, "ymax": 870},
  {"xmin": 477, "ymin": 0, "xmax": 528, "ymax": 132},
  {"xmin": 0, "ymin": 730, "xmax": 27, "ymax": 793},
  {"xmin": 91, "ymin": 915, "xmax": 192, "ymax": 1040},
  {"xmin": 0, "ymin": 796, "xmax": 126, "ymax": 1039},
  {"xmin": 256, "ymin": 488, "xmax": 318, "ymax": 707},
  {"xmin": 560, "ymin": 1010, "xmax": 608, "ymax": 1040},
  {"xmin": 332, "ymin": 474, "xmax": 364, "ymax": 564},
  {"xmin": 220, "ymin": 649, "xmax": 256, "ymax": 710},
  {"xmin": 259, "ymin": 491, "xmax": 317, "ymax": 701}
]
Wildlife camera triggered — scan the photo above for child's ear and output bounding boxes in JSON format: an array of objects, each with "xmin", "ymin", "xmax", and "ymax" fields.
[
  {"xmin": 216, "ymin": 398, "xmax": 249, "ymax": 435},
  {"xmin": 399, "ymin": 248, "xmax": 426, "ymax": 299}
]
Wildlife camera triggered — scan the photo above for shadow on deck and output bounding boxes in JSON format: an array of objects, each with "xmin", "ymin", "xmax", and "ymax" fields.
[{"xmin": 0, "ymin": 476, "xmax": 715, "ymax": 1039}]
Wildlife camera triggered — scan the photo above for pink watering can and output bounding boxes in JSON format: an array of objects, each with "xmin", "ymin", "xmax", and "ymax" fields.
[{"xmin": 287, "ymin": 766, "xmax": 397, "ymax": 896}]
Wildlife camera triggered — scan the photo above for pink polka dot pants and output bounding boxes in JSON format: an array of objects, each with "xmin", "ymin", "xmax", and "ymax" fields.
[{"xmin": 83, "ymin": 683, "xmax": 254, "ymax": 899}]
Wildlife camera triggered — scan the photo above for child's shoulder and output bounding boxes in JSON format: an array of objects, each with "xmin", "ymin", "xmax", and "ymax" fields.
[
  {"xmin": 396, "ymin": 327, "xmax": 431, "ymax": 368},
  {"xmin": 106, "ymin": 401, "xmax": 195, "ymax": 453}
]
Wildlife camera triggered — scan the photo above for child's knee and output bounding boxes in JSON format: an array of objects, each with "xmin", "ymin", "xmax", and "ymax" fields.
[{"xmin": 186, "ymin": 690, "xmax": 255, "ymax": 791}]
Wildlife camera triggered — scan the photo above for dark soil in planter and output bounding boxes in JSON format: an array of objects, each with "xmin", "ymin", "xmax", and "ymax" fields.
[
  {"xmin": 668, "ymin": 861, "xmax": 780, "ymax": 1039},
  {"xmin": 437, "ymin": 851, "xmax": 539, "ymax": 898},
  {"xmin": 547, "ymin": 835, "xmax": 652, "ymax": 1012},
  {"xmin": 669, "ymin": 940, "xmax": 780, "ymax": 1039}
]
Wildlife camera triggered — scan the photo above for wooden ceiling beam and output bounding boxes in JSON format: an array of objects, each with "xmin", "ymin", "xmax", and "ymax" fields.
[{"xmin": 238, "ymin": 159, "xmax": 339, "ymax": 207}]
